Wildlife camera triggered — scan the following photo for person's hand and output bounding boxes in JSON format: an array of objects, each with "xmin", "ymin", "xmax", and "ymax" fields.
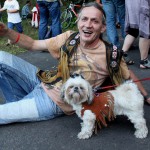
[
  {"xmin": 41, "ymin": 82, "xmax": 75, "ymax": 115},
  {"xmin": 0, "ymin": 22, "xmax": 8, "ymax": 37},
  {"xmin": 147, "ymin": 97, "xmax": 150, "ymax": 104},
  {"xmin": 95, "ymin": 0, "xmax": 103, "ymax": 7},
  {"xmin": 145, "ymin": 95, "xmax": 150, "ymax": 105},
  {"xmin": 59, "ymin": 0, "xmax": 63, "ymax": 7}
]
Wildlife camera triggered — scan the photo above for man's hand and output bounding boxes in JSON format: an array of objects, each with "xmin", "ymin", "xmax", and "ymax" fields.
[
  {"xmin": 41, "ymin": 82, "xmax": 74, "ymax": 115},
  {"xmin": 145, "ymin": 95, "xmax": 150, "ymax": 105},
  {"xmin": 0, "ymin": 22, "xmax": 8, "ymax": 36}
]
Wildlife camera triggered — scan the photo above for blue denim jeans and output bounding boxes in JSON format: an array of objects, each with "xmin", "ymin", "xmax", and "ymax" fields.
[
  {"xmin": 0, "ymin": 51, "xmax": 64, "ymax": 124},
  {"xmin": 101, "ymin": 0, "xmax": 125, "ymax": 47},
  {"xmin": 37, "ymin": 1, "xmax": 62, "ymax": 40}
]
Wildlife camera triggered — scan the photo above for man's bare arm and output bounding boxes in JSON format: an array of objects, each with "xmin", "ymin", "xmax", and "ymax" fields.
[
  {"xmin": 7, "ymin": 9, "xmax": 19, "ymax": 13},
  {"xmin": 0, "ymin": 8, "xmax": 6, "ymax": 12},
  {"xmin": 129, "ymin": 70, "xmax": 150, "ymax": 103},
  {"xmin": 0, "ymin": 22, "xmax": 48, "ymax": 51}
]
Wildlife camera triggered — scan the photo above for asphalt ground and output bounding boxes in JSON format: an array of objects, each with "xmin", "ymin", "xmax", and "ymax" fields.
[{"xmin": 0, "ymin": 35, "xmax": 150, "ymax": 150}]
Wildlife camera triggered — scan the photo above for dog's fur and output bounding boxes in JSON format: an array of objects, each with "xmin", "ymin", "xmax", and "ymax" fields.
[{"xmin": 61, "ymin": 75, "xmax": 148, "ymax": 139}]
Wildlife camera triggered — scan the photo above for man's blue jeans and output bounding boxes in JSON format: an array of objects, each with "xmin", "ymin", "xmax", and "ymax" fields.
[
  {"xmin": 37, "ymin": 1, "xmax": 62, "ymax": 40},
  {"xmin": 101, "ymin": 0, "xmax": 125, "ymax": 47},
  {"xmin": 0, "ymin": 51, "xmax": 64, "ymax": 124}
]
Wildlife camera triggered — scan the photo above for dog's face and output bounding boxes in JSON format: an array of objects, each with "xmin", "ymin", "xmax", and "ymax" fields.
[{"xmin": 61, "ymin": 75, "xmax": 93, "ymax": 105}]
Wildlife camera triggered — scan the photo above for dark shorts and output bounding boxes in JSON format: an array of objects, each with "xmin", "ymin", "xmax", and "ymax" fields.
[
  {"xmin": 127, "ymin": 27, "xmax": 144, "ymax": 38},
  {"xmin": 8, "ymin": 22, "xmax": 23, "ymax": 33}
]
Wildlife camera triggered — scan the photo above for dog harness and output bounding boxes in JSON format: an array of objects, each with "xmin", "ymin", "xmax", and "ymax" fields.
[{"xmin": 81, "ymin": 92, "xmax": 115, "ymax": 133}]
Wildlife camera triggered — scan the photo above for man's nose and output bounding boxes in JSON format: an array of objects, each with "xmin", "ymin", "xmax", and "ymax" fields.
[{"xmin": 85, "ymin": 20, "xmax": 92, "ymax": 27}]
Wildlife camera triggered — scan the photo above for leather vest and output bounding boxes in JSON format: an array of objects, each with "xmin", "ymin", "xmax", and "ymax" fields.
[{"xmin": 37, "ymin": 32, "xmax": 124, "ymax": 87}]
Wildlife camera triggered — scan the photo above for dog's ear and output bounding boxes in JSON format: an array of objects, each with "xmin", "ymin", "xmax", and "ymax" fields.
[
  {"xmin": 87, "ymin": 83, "xmax": 94, "ymax": 104},
  {"xmin": 60, "ymin": 83, "xmax": 66, "ymax": 101}
]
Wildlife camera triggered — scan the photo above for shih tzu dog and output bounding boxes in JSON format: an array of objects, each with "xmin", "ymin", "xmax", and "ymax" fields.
[{"xmin": 60, "ymin": 74, "xmax": 148, "ymax": 139}]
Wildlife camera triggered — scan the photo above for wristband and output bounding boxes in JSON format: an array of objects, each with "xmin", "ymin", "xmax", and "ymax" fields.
[{"xmin": 12, "ymin": 34, "xmax": 20, "ymax": 44}]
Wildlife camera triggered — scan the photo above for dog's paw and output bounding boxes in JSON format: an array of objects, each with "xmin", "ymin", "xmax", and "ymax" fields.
[
  {"xmin": 77, "ymin": 131, "xmax": 92, "ymax": 139},
  {"xmin": 134, "ymin": 127, "xmax": 148, "ymax": 139}
]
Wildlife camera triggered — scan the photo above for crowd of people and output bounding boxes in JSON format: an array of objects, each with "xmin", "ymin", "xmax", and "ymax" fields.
[
  {"xmin": 96, "ymin": 0, "xmax": 150, "ymax": 69},
  {"xmin": 122, "ymin": 0, "xmax": 150, "ymax": 69},
  {"xmin": 0, "ymin": 1, "xmax": 149, "ymax": 125}
]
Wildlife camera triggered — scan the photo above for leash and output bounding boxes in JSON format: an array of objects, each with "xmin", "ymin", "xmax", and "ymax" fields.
[{"xmin": 95, "ymin": 77, "xmax": 150, "ymax": 91}]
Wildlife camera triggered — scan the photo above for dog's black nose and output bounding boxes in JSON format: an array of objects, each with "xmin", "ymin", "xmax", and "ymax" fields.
[{"xmin": 74, "ymin": 87, "xmax": 78, "ymax": 91}]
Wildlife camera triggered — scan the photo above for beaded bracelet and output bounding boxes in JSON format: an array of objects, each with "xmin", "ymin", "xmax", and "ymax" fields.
[{"xmin": 12, "ymin": 34, "xmax": 20, "ymax": 44}]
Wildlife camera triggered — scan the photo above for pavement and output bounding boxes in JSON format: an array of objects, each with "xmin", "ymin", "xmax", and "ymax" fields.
[{"xmin": 0, "ymin": 35, "xmax": 150, "ymax": 150}]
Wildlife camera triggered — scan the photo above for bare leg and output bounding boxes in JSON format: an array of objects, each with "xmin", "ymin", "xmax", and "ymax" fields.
[
  {"xmin": 139, "ymin": 38, "xmax": 150, "ymax": 60},
  {"xmin": 122, "ymin": 34, "xmax": 135, "ymax": 52},
  {"xmin": 122, "ymin": 34, "xmax": 135, "ymax": 65},
  {"xmin": 139, "ymin": 38, "xmax": 150, "ymax": 68}
]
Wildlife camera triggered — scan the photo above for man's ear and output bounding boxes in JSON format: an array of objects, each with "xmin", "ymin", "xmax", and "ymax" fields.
[
  {"xmin": 100, "ymin": 24, "xmax": 106, "ymax": 33},
  {"xmin": 77, "ymin": 21, "xmax": 79, "ymax": 30}
]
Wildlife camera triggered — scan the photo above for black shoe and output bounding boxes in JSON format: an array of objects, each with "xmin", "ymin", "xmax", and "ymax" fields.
[
  {"xmin": 123, "ymin": 52, "xmax": 134, "ymax": 65},
  {"xmin": 140, "ymin": 58, "xmax": 150, "ymax": 69}
]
